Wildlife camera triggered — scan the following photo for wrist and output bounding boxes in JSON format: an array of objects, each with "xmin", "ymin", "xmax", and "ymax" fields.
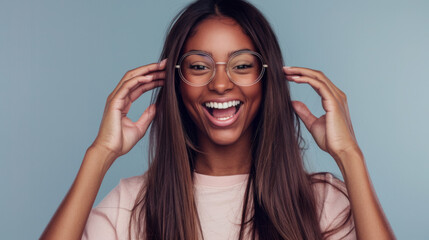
[
  {"xmin": 331, "ymin": 146, "xmax": 364, "ymax": 176},
  {"xmin": 332, "ymin": 144, "xmax": 363, "ymax": 162},
  {"xmin": 86, "ymin": 145, "xmax": 118, "ymax": 174}
]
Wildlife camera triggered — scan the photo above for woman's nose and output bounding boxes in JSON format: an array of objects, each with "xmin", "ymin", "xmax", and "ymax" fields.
[{"xmin": 207, "ymin": 64, "xmax": 234, "ymax": 94}]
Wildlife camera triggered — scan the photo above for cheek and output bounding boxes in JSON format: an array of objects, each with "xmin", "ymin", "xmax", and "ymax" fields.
[
  {"xmin": 244, "ymin": 84, "xmax": 263, "ymax": 127},
  {"xmin": 180, "ymin": 84, "xmax": 201, "ymax": 118},
  {"xmin": 246, "ymin": 84, "xmax": 263, "ymax": 110}
]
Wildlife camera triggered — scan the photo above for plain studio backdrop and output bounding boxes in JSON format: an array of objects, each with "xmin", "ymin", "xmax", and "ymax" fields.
[{"xmin": 1, "ymin": 0, "xmax": 428, "ymax": 239}]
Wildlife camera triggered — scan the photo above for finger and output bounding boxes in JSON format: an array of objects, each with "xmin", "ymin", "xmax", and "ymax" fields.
[
  {"xmin": 109, "ymin": 59, "xmax": 167, "ymax": 100},
  {"xmin": 129, "ymin": 80, "xmax": 164, "ymax": 102},
  {"xmin": 285, "ymin": 66, "xmax": 353, "ymax": 136},
  {"xmin": 283, "ymin": 66, "xmax": 332, "ymax": 87},
  {"xmin": 119, "ymin": 79, "xmax": 164, "ymax": 116},
  {"xmin": 124, "ymin": 59, "xmax": 167, "ymax": 81},
  {"xmin": 107, "ymin": 72, "xmax": 165, "ymax": 118},
  {"xmin": 286, "ymin": 75, "xmax": 339, "ymax": 113},
  {"xmin": 128, "ymin": 70, "xmax": 166, "ymax": 93},
  {"xmin": 292, "ymin": 101, "xmax": 317, "ymax": 131},
  {"xmin": 114, "ymin": 72, "xmax": 165, "ymax": 103},
  {"xmin": 284, "ymin": 66, "xmax": 321, "ymax": 78},
  {"xmin": 135, "ymin": 104, "xmax": 157, "ymax": 135},
  {"xmin": 283, "ymin": 66, "xmax": 343, "ymax": 101}
]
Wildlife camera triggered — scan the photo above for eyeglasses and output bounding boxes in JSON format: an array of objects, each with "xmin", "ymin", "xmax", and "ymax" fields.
[{"xmin": 175, "ymin": 50, "xmax": 268, "ymax": 87}]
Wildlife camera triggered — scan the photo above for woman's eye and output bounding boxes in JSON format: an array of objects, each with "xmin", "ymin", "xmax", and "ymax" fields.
[
  {"xmin": 190, "ymin": 64, "xmax": 208, "ymax": 70},
  {"xmin": 234, "ymin": 64, "xmax": 252, "ymax": 70}
]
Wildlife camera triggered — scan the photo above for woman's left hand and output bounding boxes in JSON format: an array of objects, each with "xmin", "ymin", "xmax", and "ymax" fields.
[{"xmin": 283, "ymin": 66, "xmax": 360, "ymax": 160}]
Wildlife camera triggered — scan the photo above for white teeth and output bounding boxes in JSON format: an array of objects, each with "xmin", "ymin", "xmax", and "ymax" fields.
[
  {"xmin": 204, "ymin": 100, "xmax": 241, "ymax": 109},
  {"xmin": 216, "ymin": 114, "xmax": 234, "ymax": 121}
]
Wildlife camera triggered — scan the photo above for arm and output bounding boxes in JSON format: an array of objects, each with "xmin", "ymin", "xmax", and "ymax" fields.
[
  {"xmin": 335, "ymin": 148, "xmax": 395, "ymax": 240},
  {"xmin": 40, "ymin": 59, "xmax": 166, "ymax": 240},
  {"xmin": 40, "ymin": 146, "xmax": 116, "ymax": 240},
  {"xmin": 284, "ymin": 66, "xmax": 395, "ymax": 240}
]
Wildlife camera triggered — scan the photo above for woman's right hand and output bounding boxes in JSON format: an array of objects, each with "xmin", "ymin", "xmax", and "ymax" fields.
[{"xmin": 91, "ymin": 59, "xmax": 166, "ymax": 163}]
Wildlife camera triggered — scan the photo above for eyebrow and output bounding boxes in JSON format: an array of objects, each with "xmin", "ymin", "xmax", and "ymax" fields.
[{"xmin": 188, "ymin": 48, "xmax": 253, "ymax": 58}]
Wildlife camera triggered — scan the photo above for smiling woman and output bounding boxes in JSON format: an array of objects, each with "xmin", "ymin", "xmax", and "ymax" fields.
[
  {"xmin": 180, "ymin": 17, "xmax": 262, "ymax": 149},
  {"xmin": 40, "ymin": 0, "xmax": 395, "ymax": 239}
]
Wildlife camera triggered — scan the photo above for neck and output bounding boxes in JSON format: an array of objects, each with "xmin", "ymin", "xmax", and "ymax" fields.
[{"xmin": 194, "ymin": 131, "xmax": 253, "ymax": 176}]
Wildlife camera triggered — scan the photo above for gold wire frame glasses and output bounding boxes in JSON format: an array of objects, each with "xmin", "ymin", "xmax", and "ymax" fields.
[{"xmin": 175, "ymin": 50, "xmax": 268, "ymax": 87}]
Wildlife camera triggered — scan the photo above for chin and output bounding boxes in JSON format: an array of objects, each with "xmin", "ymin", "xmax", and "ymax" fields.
[
  {"xmin": 209, "ymin": 135, "xmax": 239, "ymax": 146},
  {"xmin": 204, "ymin": 127, "xmax": 248, "ymax": 146}
]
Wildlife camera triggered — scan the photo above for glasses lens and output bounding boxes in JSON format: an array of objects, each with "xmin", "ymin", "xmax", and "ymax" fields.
[
  {"xmin": 180, "ymin": 54, "xmax": 214, "ymax": 86},
  {"xmin": 228, "ymin": 52, "xmax": 263, "ymax": 86}
]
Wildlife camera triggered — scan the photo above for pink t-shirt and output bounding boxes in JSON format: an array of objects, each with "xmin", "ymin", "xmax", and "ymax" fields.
[{"xmin": 82, "ymin": 172, "xmax": 356, "ymax": 240}]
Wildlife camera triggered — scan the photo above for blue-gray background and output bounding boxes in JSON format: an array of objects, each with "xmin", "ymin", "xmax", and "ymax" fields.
[{"xmin": 1, "ymin": 0, "xmax": 427, "ymax": 239}]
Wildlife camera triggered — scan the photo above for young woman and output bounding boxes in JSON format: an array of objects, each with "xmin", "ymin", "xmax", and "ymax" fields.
[{"xmin": 41, "ymin": 0, "xmax": 395, "ymax": 239}]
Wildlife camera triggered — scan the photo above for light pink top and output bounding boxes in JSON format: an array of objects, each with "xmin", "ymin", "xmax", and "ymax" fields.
[{"xmin": 82, "ymin": 172, "xmax": 356, "ymax": 240}]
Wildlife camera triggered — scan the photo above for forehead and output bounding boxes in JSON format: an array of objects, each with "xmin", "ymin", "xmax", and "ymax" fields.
[{"xmin": 183, "ymin": 17, "xmax": 255, "ymax": 60}]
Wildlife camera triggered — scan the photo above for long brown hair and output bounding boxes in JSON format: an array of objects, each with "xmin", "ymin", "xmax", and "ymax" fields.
[{"xmin": 130, "ymin": 0, "xmax": 353, "ymax": 239}]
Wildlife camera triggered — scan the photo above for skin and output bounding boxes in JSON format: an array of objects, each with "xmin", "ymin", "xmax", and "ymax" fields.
[
  {"xmin": 40, "ymin": 16, "xmax": 395, "ymax": 240},
  {"xmin": 40, "ymin": 61, "xmax": 167, "ymax": 240},
  {"xmin": 284, "ymin": 68, "xmax": 396, "ymax": 239},
  {"xmin": 180, "ymin": 17, "xmax": 262, "ymax": 176}
]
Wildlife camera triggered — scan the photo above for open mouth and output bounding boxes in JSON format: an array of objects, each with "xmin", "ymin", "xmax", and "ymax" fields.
[{"xmin": 203, "ymin": 100, "xmax": 243, "ymax": 121}]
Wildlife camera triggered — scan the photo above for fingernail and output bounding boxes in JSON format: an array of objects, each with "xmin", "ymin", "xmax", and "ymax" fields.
[
  {"xmin": 160, "ymin": 58, "xmax": 167, "ymax": 65},
  {"xmin": 284, "ymin": 66, "xmax": 292, "ymax": 69},
  {"xmin": 291, "ymin": 76, "xmax": 300, "ymax": 79}
]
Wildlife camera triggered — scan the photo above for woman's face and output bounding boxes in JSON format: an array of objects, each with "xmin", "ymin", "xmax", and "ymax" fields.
[{"xmin": 180, "ymin": 17, "xmax": 262, "ymax": 146}]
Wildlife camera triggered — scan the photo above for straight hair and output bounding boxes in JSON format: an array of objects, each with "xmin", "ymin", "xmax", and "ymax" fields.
[{"xmin": 130, "ymin": 0, "xmax": 353, "ymax": 239}]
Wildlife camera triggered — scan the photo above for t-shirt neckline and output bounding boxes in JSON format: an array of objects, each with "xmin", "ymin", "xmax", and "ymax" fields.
[{"xmin": 193, "ymin": 171, "xmax": 249, "ymax": 187}]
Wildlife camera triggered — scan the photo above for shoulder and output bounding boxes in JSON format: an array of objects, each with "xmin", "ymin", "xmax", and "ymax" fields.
[
  {"xmin": 311, "ymin": 172, "xmax": 348, "ymax": 207},
  {"xmin": 96, "ymin": 174, "xmax": 146, "ymax": 210},
  {"xmin": 82, "ymin": 174, "xmax": 146, "ymax": 240},
  {"xmin": 311, "ymin": 172, "xmax": 356, "ymax": 240}
]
